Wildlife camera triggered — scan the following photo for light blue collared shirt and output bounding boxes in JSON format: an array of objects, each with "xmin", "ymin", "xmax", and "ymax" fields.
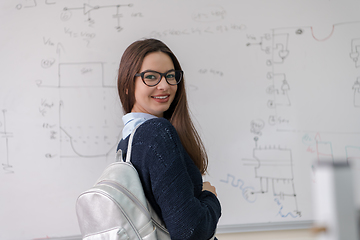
[{"xmin": 122, "ymin": 112, "xmax": 158, "ymax": 139}]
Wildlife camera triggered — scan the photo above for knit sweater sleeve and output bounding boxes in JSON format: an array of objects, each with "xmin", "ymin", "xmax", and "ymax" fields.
[{"xmin": 128, "ymin": 118, "xmax": 221, "ymax": 240}]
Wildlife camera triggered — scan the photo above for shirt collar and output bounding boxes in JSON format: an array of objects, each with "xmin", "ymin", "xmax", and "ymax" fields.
[{"xmin": 122, "ymin": 112, "xmax": 157, "ymax": 139}]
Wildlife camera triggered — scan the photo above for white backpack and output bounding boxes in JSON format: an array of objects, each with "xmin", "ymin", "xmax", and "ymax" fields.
[{"xmin": 76, "ymin": 127, "xmax": 171, "ymax": 240}]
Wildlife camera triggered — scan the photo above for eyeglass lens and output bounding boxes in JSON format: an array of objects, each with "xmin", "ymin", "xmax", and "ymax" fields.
[{"xmin": 142, "ymin": 71, "xmax": 182, "ymax": 86}]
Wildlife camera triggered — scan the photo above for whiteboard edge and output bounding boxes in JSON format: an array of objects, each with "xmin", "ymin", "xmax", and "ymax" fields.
[{"xmin": 216, "ymin": 220, "xmax": 314, "ymax": 234}]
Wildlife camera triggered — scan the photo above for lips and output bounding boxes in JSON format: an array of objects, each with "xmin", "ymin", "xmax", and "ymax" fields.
[{"xmin": 152, "ymin": 94, "xmax": 170, "ymax": 103}]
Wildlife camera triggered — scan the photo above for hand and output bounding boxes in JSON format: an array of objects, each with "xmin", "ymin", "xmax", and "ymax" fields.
[{"xmin": 202, "ymin": 181, "xmax": 217, "ymax": 197}]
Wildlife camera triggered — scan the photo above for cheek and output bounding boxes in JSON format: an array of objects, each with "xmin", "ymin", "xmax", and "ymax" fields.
[{"xmin": 134, "ymin": 79, "xmax": 148, "ymax": 99}]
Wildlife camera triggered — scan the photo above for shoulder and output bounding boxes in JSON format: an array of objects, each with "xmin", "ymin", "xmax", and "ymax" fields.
[
  {"xmin": 135, "ymin": 117, "xmax": 178, "ymax": 141},
  {"xmin": 132, "ymin": 118, "xmax": 184, "ymax": 166},
  {"xmin": 139, "ymin": 117, "xmax": 174, "ymax": 130},
  {"xmin": 116, "ymin": 118, "xmax": 173, "ymax": 154}
]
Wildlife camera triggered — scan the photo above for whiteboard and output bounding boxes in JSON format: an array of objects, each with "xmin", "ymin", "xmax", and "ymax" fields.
[{"xmin": 1, "ymin": 0, "xmax": 360, "ymax": 239}]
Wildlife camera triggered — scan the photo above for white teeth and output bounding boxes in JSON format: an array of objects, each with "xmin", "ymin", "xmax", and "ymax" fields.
[{"xmin": 153, "ymin": 96, "xmax": 168, "ymax": 99}]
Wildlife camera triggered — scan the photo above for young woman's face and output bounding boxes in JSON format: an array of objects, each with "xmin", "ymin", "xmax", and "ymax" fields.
[{"xmin": 131, "ymin": 51, "xmax": 178, "ymax": 117}]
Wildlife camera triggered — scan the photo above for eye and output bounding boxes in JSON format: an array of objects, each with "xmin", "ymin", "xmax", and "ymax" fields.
[
  {"xmin": 166, "ymin": 73, "xmax": 175, "ymax": 78},
  {"xmin": 144, "ymin": 74, "xmax": 157, "ymax": 80}
]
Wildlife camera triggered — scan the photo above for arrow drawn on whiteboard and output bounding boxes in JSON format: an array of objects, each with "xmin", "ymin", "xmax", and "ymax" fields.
[{"xmin": 56, "ymin": 43, "xmax": 65, "ymax": 57}]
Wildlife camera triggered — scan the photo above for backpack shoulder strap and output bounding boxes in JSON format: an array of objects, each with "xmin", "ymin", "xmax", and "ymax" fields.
[
  {"xmin": 125, "ymin": 124, "xmax": 141, "ymax": 163},
  {"xmin": 124, "ymin": 123, "xmax": 172, "ymax": 238}
]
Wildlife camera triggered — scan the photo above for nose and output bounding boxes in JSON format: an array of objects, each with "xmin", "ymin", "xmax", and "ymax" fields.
[{"xmin": 156, "ymin": 75, "xmax": 170, "ymax": 90}]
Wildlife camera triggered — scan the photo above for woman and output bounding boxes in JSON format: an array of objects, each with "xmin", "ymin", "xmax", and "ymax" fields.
[{"xmin": 117, "ymin": 38, "xmax": 221, "ymax": 240}]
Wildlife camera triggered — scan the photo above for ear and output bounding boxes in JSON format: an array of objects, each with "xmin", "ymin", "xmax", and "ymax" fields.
[{"xmin": 125, "ymin": 89, "xmax": 128, "ymax": 95}]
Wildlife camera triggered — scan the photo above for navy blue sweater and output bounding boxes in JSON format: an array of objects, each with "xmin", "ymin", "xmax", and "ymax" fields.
[{"xmin": 117, "ymin": 118, "xmax": 221, "ymax": 240}]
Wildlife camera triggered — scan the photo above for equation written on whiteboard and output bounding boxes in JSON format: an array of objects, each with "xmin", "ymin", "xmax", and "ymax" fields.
[
  {"xmin": 148, "ymin": 23, "xmax": 246, "ymax": 38},
  {"xmin": 199, "ymin": 68, "xmax": 224, "ymax": 77}
]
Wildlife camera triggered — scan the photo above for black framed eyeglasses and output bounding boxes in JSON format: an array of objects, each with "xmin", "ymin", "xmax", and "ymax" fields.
[{"xmin": 135, "ymin": 70, "xmax": 183, "ymax": 87}]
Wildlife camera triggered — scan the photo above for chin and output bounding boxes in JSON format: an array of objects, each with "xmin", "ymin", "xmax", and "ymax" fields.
[{"xmin": 152, "ymin": 107, "xmax": 171, "ymax": 117}]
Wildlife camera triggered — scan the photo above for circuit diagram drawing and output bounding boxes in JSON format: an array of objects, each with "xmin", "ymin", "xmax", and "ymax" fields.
[
  {"xmin": 247, "ymin": 22, "xmax": 360, "ymax": 133},
  {"xmin": 266, "ymin": 73, "xmax": 291, "ymax": 108},
  {"xmin": 242, "ymin": 137, "xmax": 301, "ymax": 218},
  {"xmin": 62, "ymin": 3, "xmax": 133, "ymax": 31},
  {"xmin": 303, "ymin": 133, "xmax": 360, "ymax": 165},
  {"xmin": 350, "ymin": 38, "xmax": 360, "ymax": 107},
  {"xmin": 242, "ymin": 22, "xmax": 360, "ymax": 220},
  {"xmin": 38, "ymin": 62, "xmax": 122, "ymax": 159},
  {"xmin": 349, "ymin": 38, "xmax": 360, "ymax": 108},
  {"xmin": 268, "ymin": 32, "xmax": 292, "ymax": 108},
  {"xmin": 353, "ymin": 78, "xmax": 360, "ymax": 107},
  {"xmin": 246, "ymin": 30, "xmax": 293, "ymax": 128},
  {"xmin": 16, "ymin": 0, "xmax": 56, "ymax": 10},
  {"xmin": 272, "ymin": 33, "xmax": 290, "ymax": 64},
  {"xmin": 0, "ymin": 110, "xmax": 14, "ymax": 174},
  {"xmin": 350, "ymin": 38, "xmax": 360, "ymax": 68},
  {"xmin": 314, "ymin": 133, "xmax": 334, "ymax": 163}
]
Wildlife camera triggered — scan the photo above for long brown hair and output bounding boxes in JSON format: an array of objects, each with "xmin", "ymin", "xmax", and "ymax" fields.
[{"xmin": 117, "ymin": 39, "xmax": 208, "ymax": 174}]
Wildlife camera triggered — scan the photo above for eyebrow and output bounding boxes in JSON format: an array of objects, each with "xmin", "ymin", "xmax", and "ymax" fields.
[{"xmin": 141, "ymin": 69, "xmax": 175, "ymax": 73}]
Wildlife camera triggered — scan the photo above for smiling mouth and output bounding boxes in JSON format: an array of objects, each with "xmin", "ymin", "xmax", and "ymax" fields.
[
  {"xmin": 151, "ymin": 95, "xmax": 171, "ymax": 103},
  {"xmin": 152, "ymin": 95, "xmax": 169, "ymax": 99}
]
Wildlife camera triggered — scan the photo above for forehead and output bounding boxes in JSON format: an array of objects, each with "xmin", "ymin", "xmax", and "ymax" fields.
[{"xmin": 140, "ymin": 51, "xmax": 174, "ymax": 72}]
